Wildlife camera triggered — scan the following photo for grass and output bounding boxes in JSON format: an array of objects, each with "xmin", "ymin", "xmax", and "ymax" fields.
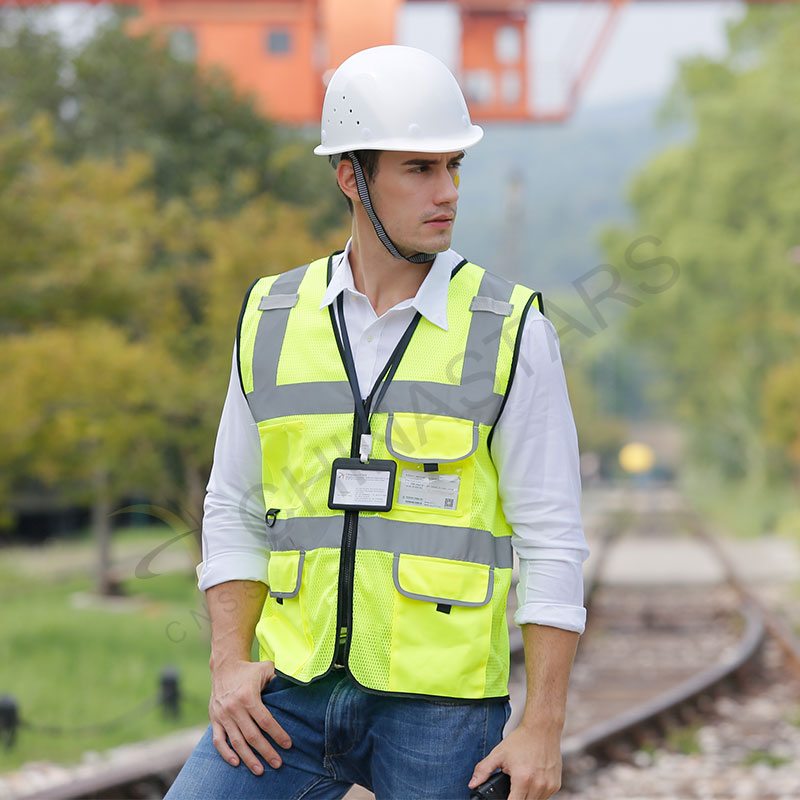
[
  {"xmin": 740, "ymin": 750, "xmax": 793, "ymax": 768},
  {"xmin": 678, "ymin": 466, "xmax": 800, "ymax": 540},
  {"xmin": 665, "ymin": 723, "xmax": 703, "ymax": 756},
  {"xmin": 0, "ymin": 526, "xmax": 214, "ymax": 772}
]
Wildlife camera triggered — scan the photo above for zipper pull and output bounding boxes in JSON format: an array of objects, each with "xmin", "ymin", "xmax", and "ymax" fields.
[{"xmin": 265, "ymin": 508, "xmax": 279, "ymax": 528}]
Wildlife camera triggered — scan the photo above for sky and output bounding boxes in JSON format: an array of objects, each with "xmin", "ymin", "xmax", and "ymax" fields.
[{"xmin": 400, "ymin": 1, "xmax": 746, "ymax": 110}]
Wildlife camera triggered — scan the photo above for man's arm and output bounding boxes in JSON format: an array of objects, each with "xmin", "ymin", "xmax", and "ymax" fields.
[
  {"xmin": 199, "ymin": 347, "xmax": 292, "ymax": 773},
  {"xmin": 469, "ymin": 623, "xmax": 578, "ymax": 799},
  {"xmin": 206, "ymin": 580, "xmax": 292, "ymax": 775},
  {"xmin": 473, "ymin": 310, "xmax": 588, "ymax": 799}
]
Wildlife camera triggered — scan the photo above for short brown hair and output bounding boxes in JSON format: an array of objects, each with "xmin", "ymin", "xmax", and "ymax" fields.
[{"xmin": 334, "ymin": 150, "xmax": 381, "ymax": 213}]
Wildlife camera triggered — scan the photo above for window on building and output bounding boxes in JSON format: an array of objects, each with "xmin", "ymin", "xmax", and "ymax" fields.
[
  {"xmin": 168, "ymin": 27, "xmax": 196, "ymax": 63},
  {"xmin": 464, "ymin": 70, "xmax": 494, "ymax": 106},
  {"xmin": 501, "ymin": 70, "xmax": 522, "ymax": 105},
  {"xmin": 495, "ymin": 25, "xmax": 522, "ymax": 65},
  {"xmin": 265, "ymin": 29, "xmax": 292, "ymax": 55}
]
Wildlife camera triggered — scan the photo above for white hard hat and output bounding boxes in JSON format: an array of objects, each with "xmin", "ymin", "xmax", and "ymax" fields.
[{"xmin": 314, "ymin": 45, "xmax": 483, "ymax": 156}]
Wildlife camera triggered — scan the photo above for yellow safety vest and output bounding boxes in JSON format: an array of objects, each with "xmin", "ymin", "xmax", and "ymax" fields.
[{"xmin": 238, "ymin": 254, "xmax": 541, "ymax": 700}]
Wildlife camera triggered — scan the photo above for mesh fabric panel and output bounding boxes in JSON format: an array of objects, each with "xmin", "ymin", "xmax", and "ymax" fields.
[
  {"xmin": 296, "ymin": 548, "xmax": 340, "ymax": 678},
  {"xmin": 485, "ymin": 567, "xmax": 512, "ymax": 695},
  {"xmin": 259, "ymin": 412, "xmax": 353, "ymax": 516},
  {"xmin": 277, "ymin": 259, "xmax": 349, "ymax": 386},
  {"xmin": 348, "ymin": 549, "xmax": 395, "ymax": 691},
  {"xmin": 392, "ymin": 264, "xmax": 483, "ymax": 385}
]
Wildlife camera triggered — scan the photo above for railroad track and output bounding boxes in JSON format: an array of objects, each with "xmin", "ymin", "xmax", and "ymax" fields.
[
  {"xmin": 535, "ymin": 491, "xmax": 800, "ymax": 792},
  {"xmin": 9, "ymin": 489, "xmax": 800, "ymax": 799}
]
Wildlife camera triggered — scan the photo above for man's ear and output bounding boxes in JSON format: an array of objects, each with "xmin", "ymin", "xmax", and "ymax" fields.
[{"xmin": 336, "ymin": 159, "xmax": 360, "ymax": 207}]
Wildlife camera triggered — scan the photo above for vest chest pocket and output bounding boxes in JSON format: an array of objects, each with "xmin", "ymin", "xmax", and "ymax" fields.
[
  {"xmin": 385, "ymin": 412, "xmax": 478, "ymax": 517},
  {"xmin": 257, "ymin": 419, "xmax": 306, "ymax": 512},
  {"xmin": 388, "ymin": 553, "xmax": 494, "ymax": 696}
]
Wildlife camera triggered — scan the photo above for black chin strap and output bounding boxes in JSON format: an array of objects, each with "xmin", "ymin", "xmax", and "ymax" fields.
[{"xmin": 346, "ymin": 151, "xmax": 435, "ymax": 264}]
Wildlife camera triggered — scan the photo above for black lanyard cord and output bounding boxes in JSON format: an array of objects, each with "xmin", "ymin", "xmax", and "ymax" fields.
[{"xmin": 335, "ymin": 291, "xmax": 421, "ymax": 440}]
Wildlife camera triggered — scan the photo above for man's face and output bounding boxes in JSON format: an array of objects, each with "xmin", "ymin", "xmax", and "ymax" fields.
[{"xmin": 367, "ymin": 150, "xmax": 463, "ymax": 257}]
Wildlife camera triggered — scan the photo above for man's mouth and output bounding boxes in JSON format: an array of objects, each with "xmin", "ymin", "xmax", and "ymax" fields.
[{"xmin": 424, "ymin": 215, "xmax": 454, "ymax": 229}]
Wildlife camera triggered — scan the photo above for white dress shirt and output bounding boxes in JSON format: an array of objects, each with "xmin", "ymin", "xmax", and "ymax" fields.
[{"xmin": 199, "ymin": 241, "xmax": 589, "ymax": 633}]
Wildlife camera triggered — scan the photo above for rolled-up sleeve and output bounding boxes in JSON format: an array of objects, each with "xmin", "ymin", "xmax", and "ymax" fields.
[
  {"xmin": 490, "ymin": 310, "xmax": 589, "ymax": 633},
  {"xmin": 197, "ymin": 346, "xmax": 269, "ymax": 592}
]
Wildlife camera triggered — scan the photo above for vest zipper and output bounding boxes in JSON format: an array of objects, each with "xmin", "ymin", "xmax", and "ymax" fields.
[{"xmin": 334, "ymin": 411, "xmax": 362, "ymax": 667}]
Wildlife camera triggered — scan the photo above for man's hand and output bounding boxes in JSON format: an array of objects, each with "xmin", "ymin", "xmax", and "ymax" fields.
[
  {"xmin": 467, "ymin": 722, "xmax": 561, "ymax": 800},
  {"xmin": 209, "ymin": 657, "xmax": 293, "ymax": 775}
]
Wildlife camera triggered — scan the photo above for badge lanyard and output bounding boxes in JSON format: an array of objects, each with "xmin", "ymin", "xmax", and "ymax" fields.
[{"xmin": 335, "ymin": 291, "xmax": 421, "ymax": 463}]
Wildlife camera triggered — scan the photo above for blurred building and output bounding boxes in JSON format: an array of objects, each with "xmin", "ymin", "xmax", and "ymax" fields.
[{"xmin": 126, "ymin": 0, "xmax": 532, "ymax": 123}]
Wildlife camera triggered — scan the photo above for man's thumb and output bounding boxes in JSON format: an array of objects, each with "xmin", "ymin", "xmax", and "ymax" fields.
[{"xmin": 468, "ymin": 756, "xmax": 498, "ymax": 790}]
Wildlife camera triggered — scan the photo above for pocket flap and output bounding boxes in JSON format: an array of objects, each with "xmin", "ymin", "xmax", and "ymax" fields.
[
  {"xmin": 267, "ymin": 550, "xmax": 305, "ymax": 598},
  {"xmin": 385, "ymin": 413, "xmax": 478, "ymax": 464},
  {"xmin": 392, "ymin": 553, "xmax": 493, "ymax": 607}
]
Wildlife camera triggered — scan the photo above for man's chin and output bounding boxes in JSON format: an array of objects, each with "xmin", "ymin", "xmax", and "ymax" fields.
[{"xmin": 398, "ymin": 233, "xmax": 454, "ymax": 259}]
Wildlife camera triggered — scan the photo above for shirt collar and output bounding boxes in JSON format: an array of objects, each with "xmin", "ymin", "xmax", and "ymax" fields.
[{"xmin": 318, "ymin": 238, "xmax": 461, "ymax": 331}]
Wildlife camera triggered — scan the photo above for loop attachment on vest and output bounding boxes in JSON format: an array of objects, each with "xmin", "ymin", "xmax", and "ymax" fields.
[
  {"xmin": 259, "ymin": 293, "xmax": 299, "ymax": 311},
  {"xmin": 469, "ymin": 296, "xmax": 513, "ymax": 316}
]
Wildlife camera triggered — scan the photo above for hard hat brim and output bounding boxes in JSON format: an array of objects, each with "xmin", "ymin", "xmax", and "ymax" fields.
[{"xmin": 313, "ymin": 125, "xmax": 484, "ymax": 156}]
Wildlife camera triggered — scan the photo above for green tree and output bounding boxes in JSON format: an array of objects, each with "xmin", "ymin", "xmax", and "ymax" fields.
[
  {"xmin": 0, "ymin": 109, "xmax": 346, "ymax": 589},
  {"xmin": 600, "ymin": 5, "xmax": 800, "ymax": 504},
  {"xmin": 0, "ymin": 8, "xmax": 344, "ymax": 230}
]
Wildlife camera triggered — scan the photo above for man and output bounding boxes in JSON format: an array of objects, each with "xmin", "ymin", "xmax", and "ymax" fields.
[{"xmin": 166, "ymin": 45, "xmax": 588, "ymax": 800}]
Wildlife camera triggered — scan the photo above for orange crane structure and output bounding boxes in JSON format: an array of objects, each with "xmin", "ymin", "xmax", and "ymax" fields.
[{"xmin": 0, "ymin": 0, "xmax": 775, "ymax": 123}]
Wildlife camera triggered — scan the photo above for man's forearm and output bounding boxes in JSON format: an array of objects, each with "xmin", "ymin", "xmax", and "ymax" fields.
[
  {"xmin": 207, "ymin": 580, "xmax": 268, "ymax": 669},
  {"xmin": 519, "ymin": 623, "xmax": 579, "ymax": 733}
]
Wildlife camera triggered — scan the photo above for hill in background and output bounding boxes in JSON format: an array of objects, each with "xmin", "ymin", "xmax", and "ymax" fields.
[{"xmin": 452, "ymin": 94, "xmax": 689, "ymax": 294}]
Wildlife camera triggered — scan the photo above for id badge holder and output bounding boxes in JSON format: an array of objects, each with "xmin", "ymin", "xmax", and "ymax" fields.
[{"xmin": 328, "ymin": 457, "xmax": 396, "ymax": 512}]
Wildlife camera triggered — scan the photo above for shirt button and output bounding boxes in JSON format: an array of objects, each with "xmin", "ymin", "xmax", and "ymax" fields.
[{"xmin": 366, "ymin": 334, "xmax": 374, "ymax": 343}]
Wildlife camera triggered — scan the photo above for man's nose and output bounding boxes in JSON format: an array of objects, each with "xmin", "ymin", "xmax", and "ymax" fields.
[{"xmin": 434, "ymin": 167, "xmax": 459, "ymax": 205}]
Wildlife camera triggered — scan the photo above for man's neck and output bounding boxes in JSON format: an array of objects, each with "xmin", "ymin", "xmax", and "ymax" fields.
[{"xmin": 348, "ymin": 224, "xmax": 434, "ymax": 318}]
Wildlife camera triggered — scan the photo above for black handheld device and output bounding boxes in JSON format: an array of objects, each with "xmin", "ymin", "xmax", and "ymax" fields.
[{"xmin": 469, "ymin": 770, "xmax": 510, "ymax": 800}]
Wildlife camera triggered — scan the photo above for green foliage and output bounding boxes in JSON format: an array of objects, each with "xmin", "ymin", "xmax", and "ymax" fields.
[
  {"xmin": 0, "ymin": 538, "xmax": 211, "ymax": 771},
  {"xmin": 740, "ymin": 749, "xmax": 792, "ymax": 769},
  {"xmin": 0, "ymin": 9, "xmax": 343, "ymax": 226},
  {"xmin": 600, "ymin": 5, "xmax": 800, "ymax": 505},
  {"xmin": 0, "ymin": 11, "xmax": 349, "ymax": 531},
  {"xmin": 665, "ymin": 723, "xmax": 702, "ymax": 756}
]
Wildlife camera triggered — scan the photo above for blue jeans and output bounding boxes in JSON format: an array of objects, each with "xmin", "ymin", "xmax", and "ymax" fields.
[{"xmin": 165, "ymin": 670, "xmax": 511, "ymax": 799}]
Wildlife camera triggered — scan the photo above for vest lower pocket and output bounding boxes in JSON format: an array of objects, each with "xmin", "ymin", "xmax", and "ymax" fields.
[
  {"xmin": 258, "ymin": 550, "xmax": 311, "ymax": 675},
  {"xmin": 256, "ymin": 547, "xmax": 340, "ymax": 682},
  {"xmin": 387, "ymin": 553, "xmax": 494, "ymax": 697}
]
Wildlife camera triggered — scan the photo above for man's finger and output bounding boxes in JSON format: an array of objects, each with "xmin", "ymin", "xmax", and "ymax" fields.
[
  {"xmin": 231, "ymin": 709, "xmax": 286, "ymax": 771},
  {"xmin": 249, "ymin": 700, "xmax": 293, "ymax": 750},
  {"xmin": 211, "ymin": 719, "xmax": 245, "ymax": 768}
]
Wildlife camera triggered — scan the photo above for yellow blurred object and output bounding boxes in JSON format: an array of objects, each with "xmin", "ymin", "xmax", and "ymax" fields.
[
  {"xmin": 619, "ymin": 442, "xmax": 655, "ymax": 474},
  {"xmin": 455, "ymin": 173, "xmax": 460, "ymax": 188}
]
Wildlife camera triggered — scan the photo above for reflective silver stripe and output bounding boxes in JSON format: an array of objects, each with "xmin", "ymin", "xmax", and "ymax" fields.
[
  {"xmin": 392, "ymin": 553, "xmax": 494, "ymax": 607},
  {"xmin": 268, "ymin": 551, "xmax": 305, "ymax": 599},
  {"xmin": 259, "ymin": 293, "xmax": 298, "ymax": 311},
  {"xmin": 469, "ymin": 296, "xmax": 513, "ymax": 316},
  {"xmin": 248, "ymin": 379, "xmax": 504, "ymax": 426},
  {"xmin": 251, "ymin": 265, "xmax": 309, "ymax": 408},
  {"xmin": 384, "ymin": 412, "xmax": 479, "ymax": 463},
  {"xmin": 266, "ymin": 515, "xmax": 513, "ymax": 569}
]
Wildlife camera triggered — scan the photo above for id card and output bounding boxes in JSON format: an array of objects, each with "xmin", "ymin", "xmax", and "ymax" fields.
[
  {"xmin": 398, "ymin": 470, "xmax": 460, "ymax": 511},
  {"xmin": 328, "ymin": 457, "xmax": 396, "ymax": 511}
]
